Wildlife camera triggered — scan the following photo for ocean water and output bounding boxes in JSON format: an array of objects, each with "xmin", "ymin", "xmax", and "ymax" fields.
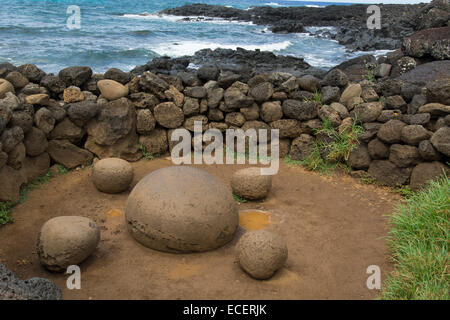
[{"xmin": 0, "ymin": 0, "xmax": 390, "ymax": 74}]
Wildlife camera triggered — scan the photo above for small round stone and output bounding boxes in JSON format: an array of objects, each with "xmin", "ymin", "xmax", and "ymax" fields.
[
  {"xmin": 92, "ymin": 158, "xmax": 134, "ymax": 194},
  {"xmin": 231, "ymin": 167, "xmax": 272, "ymax": 200},
  {"xmin": 37, "ymin": 216, "xmax": 100, "ymax": 272},
  {"xmin": 125, "ymin": 166, "xmax": 239, "ymax": 253},
  {"xmin": 236, "ymin": 230, "xmax": 288, "ymax": 280}
]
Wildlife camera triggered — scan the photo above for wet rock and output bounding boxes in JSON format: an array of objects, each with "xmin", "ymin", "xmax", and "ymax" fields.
[
  {"xmin": 58, "ymin": 66, "xmax": 92, "ymax": 87},
  {"xmin": 197, "ymin": 63, "xmax": 219, "ymax": 81}
]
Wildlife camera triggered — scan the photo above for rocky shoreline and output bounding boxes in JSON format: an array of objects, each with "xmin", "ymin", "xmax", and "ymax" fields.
[
  {"xmin": 159, "ymin": 1, "xmax": 449, "ymax": 51},
  {"xmin": 0, "ymin": 1, "xmax": 449, "ymax": 207}
]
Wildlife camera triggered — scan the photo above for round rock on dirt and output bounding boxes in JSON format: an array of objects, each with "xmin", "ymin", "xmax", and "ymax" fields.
[
  {"xmin": 231, "ymin": 167, "xmax": 272, "ymax": 200},
  {"xmin": 92, "ymin": 158, "xmax": 134, "ymax": 194},
  {"xmin": 125, "ymin": 166, "xmax": 238, "ymax": 253},
  {"xmin": 37, "ymin": 216, "xmax": 100, "ymax": 272},
  {"xmin": 236, "ymin": 230, "xmax": 288, "ymax": 280}
]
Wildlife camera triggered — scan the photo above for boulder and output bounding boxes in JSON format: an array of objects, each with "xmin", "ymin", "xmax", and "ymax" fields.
[
  {"xmin": 183, "ymin": 97, "xmax": 200, "ymax": 116},
  {"xmin": 1, "ymin": 126, "xmax": 24, "ymax": 153},
  {"xmin": 231, "ymin": 167, "xmax": 272, "ymax": 200},
  {"xmin": 401, "ymin": 125, "xmax": 431, "ymax": 145},
  {"xmin": 347, "ymin": 144, "xmax": 371, "ymax": 169},
  {"xmin": 240, "ymin": 103, "xmax": 259, "ymax": 121},
  {"xmin": 0, "ymin": 165, "xmax": 26, "ymax": 203},
  {"xmin": 34, "ymin": 108, "xmax": 55, "ymax": 134},
  {"xmin": 50, "ymin": 118, "xmax": 85, "ymax": 144},
  {"xmin": 224, "ymin": 88, "xmax": 253, "ymax": 111},
  {"xmin": 207, "ymin": 108, "xmax": 224, "ymax": 121},
  {"xmin": 418, "ymin": 140, "xmax": 442, "ymax": 161},
  {"xmin": 86, "ymin": 98, "xmax": 135, "ymax": 146},
  {"xmin": 399, "ymin": 61, "xmax": 450, "ymax": 86},
  {"xmin": 63, "ymin": 87, "xmax": 85, "ymax": 103},
  {"xmin": 136, "ymin": 109, "xmax": 156, "ymax": 135},
  {"xmin": 289, "ymin": 134, "xmax": 315, "ymax": 161},
  {"xmin": 0, "ymin": 264, "xmax": 61, "ymax": 300},
  {"xmin": 236, "ymin": 230, "xmax": 288, "ymax": 280},
  {"xmin": 7, "ymin": 142, "xmax": 25, "ymax": 170},
  {"xmin": 404, "ymin": 113, "xmax": 431, "ymax": 125},
  {"xmin": 47, "ymin": 139, "xmax": 93, "ymax": 169},
  {"xmin": 260, "ymin": 102, "xmax": 282, "ymax": 123},
  {"xmin": 104, "ymin": 68, "xmax": 131, "ymax": 84},
  {"xmin": 351, "ymin": 102, "xmax": 384, "ymax": 123},
  {"xmin": 66, "ymin": 100, "xmax": 99, "ymax": 127},
  {"xmin": 125, "ymin": 166, "xmax": 239, "ymax": 253},
  {"xmin": 377, "ymin": 110, "xmax": 404, "ymax": 123},
  {"xmin": 58, "ymin": 66, "xmax": 92, "ymax": 87},
  {"xmin": 20, "ymin": 152, "xmax": 50, "ymax": 183},
  {"xmin": 139, "ymin": 72, "xmax": 169, "ymax": 99},
  {"xmin": 225, "ymin": 112, "xmax": 246, "ymax": 127},
  {"xmin": 207, "ymin": 87, "xmax": 224, "ymax": 108},
  {"xmin": 0, "ymin": 79, "xmax": 15, "ymax": 99},
  {"xmin": 5, "ymin": 71, "xmax": 29, "ymax": 89},
  {"xmin": 430, "ymin": 127, "xmax": 450, "ymax": 156},
  {"xmin": 367, "ymin": 160, "xmax": 412, "ymax": 186},
  {"xmin": 129, "ymin": 92, "xmax": 160, "ymax": 110},
  {"xmin": 320, "ymin": 68, "xmax": 348, "ymax": 88},
  {"xmin": 197, "ymin": 63, "xmax": 219, "ymax": 81},
  {"xmin": 37, "ymin": 216, "xmax": 100, "ymax": 272},
  {"xmin": 25, "ymin": 94, "xmax": 50, "ymax": 106},
  {"xmin": 270, "ymin": 119, "xmax": 302, "ymax": 139},
  {"xmin": 389, "ymin": 144, "xmax": 422, "ymax": 168},
  {"xmin": 164, "ymin": 85, "xmax": 184, "ymax": 107},
  {"xmin": 97, "ymin": 79, "xmax": 129, "ymax": 101},
  {"xmin": 426, "ymin": 78, "xmax": 450, "ymax": 105},
  {"xmin": 282, "ymin": 100, "xmax": 318, "ymax": 121},
  {"xmin": 418, "ymin": 103, "xmax": 450, "ymax": 116},
  {"xmin": 153, "ymin": 102, "xmax": 184, "ymax": 129},
  {"xmin": 298, "ymin": 75, "xmax": 320, "ymax": 93},
  {"xmin": 139, "ymin": 128, "xmax": 168, "ymax": 156},
  {"xmin": 24, "ymin": 127, "xmax": 48, "ymax": 157},
  {"xmin": 92, "ymin": 158, "xmax": 133, "ymax": 194},
  {"xmin": 40, "ymin": 75, "xmax": 66, "ymax": 94},
  {"xmin": 410, "ymin": 162, "xmax": 449, "ymax": 192},
  {"xmin": 377, "ymin": 120, "xmax": 407, "ymax": 144},
  {"xmin": 368, "ymin": 138, "xmax": 390, "ymax": 159},
  {"xmin": 339, "ymin": 84, "xmax": 362, "ymax": 105},
  {"xmin": 185, "ymin": 86, "xmax": 207, "ymax": 99},
  {"xmin": 10, "ymin": 111, "xmax": 33, "ymax": 134},
  {"xmin": 18, "ymin": 64, "xmax": 45, "ymax": 83},
  {"xmin": 321, "ymin": 86, "xmax": 341, "ymax": 104},
  {"xmin": 402, "ymin": 26, "xmax": 450, "ymax": 60}
]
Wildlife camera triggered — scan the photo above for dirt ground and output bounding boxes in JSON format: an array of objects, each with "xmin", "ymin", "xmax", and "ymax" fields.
[{"xmin": 0, "ymin": 158, "xmax": 401, "ymax": 300}]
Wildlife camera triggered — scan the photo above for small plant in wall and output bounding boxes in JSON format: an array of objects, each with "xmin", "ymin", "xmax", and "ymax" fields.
[
  {"xmin": 138, "ymin": 143, "xmax": 158, "ymax": 161},
  {"xmin": 0, "ymin": 201, "xmax": 14, "ymax": 225}
]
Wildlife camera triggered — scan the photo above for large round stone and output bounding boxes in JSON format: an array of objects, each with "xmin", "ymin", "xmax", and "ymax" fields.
[
  {"xmin": 236, "ymin": 230, "xmax": 288, "ymax": 280},
  {"xmin": 37, "ymin": 216, "xmax": 100, "ymax": 272},
  {"xmin": 231, "ymin": 167, "xmax": 272, "ymax": 200},
  {"xmin": 125, "ymin": 166, "xmax": 238, "ymax": 253},
  {"xmin": 92, "ymin": 158, "xmax": 134, "ymax": 194}
]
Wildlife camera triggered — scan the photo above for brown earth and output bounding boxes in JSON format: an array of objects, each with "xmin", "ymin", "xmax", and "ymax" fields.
[{"xmin": 0, "ymin": 158, "xmax": 401, "ymax": 300}]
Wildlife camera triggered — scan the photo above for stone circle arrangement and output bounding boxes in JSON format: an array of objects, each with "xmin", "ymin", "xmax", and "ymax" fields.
[{"xmin": 32, "ymin": 160, "xmax": 287, "ymax": 284}]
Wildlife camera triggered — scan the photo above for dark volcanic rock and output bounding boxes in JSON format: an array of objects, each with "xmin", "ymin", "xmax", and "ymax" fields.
[{"xmin": 0, "ymin": 264, "xmax": 62, "ymax": 300}]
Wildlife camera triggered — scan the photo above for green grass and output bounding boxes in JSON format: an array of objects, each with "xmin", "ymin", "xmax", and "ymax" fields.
[
  {"xmin": 138, "ymin": 143, "xmax": 158, "ymax": 161},
  {"xmin": 0, "ymin": 201, "xmax": 14, "ymax": 225},
  {"xmin": 360, "ymin": 172, "xmax": 377, "ymax": 185},
  {"xmin": 313, "ymin": 90, "xmax": 322, "ymax": 104},
  {"xmin": 56, "ymin": 164, "xmax": 69, "ymax": 175},
  {"xmin": 290, "ymin": 117, "xmax": 364, "ymax": 175},
  {"xmin": 232, "ymin": 192, "xmax": 247, "ymax": 203},
  {"xmin": 381, "ymin": 175, "xmax": 450, "ymax": 300}
]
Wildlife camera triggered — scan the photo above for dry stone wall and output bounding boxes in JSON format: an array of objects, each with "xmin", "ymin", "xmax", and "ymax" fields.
[{"xmin": 0, "ymin": 61, "xmax": 449, "ymax": 204}]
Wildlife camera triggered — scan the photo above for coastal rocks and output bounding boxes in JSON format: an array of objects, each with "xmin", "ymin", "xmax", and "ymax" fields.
[
  {"xmin": 1, "ymin": 126, "xmax": 24, "ymax": 153},
  {"xmin": 401, "ymin": 125, "xmax": 431, "ymax": 145},
  {"xmin": 289, "ymin": 134, "xmax": 314, "ymax": 161},
  {"xmin": 321, "ymin": 69, "xmax": 348, "ymax": 88},
  {"xmin": 418, "ymin": 103, "xmax": 450, "ymax": 116},
  {"xmin": 236, "ymin": 230, "xmax": 288, "ymax": 280},
  {"xmin": 63, "ymin": 87, "xmax": 85, "ymax": 103},
  {"xmin": 231, "ymin": 167, "xmax": 272, "ymax": 200},
  {"xmin": 250, "ymin": 82, "xmax": 273, "ymax": 102},
  {"xmin": 389, "ymin": 144, "xmax": 421, "ymax": 168},
  {"xmin": 18, "ymin": 64, "xmax": 45, "ymax": 83},
  {"xmin": 377, "ymin": 120, "xmax": 407, "ymax": 144},
  {"xmin": 402, "ymin": 26, "xmax": 450, "ymax": 60},
  {"xmin": 136, "ymin": 109, "xmax": 156, "ymax": 135},
  {"xmin": 5, "ymin": 71, "xmax": 29, "ymax": 89},
  {"xmin": 125, "ymin": 166, "xmax": 238, "ymax": 253},
  {"xmin": 25, "ymin": 94, "xmax": 50, "ymax": 106},
  {"xmin": 260, "ymin": 102, "xmax": 282, "ymax": 123},
  {"xmin": 92, "ymin": 158, "xmax": 134, "ymax": 194},
  {"xmin": 139, "ymin": 72, "xmax": 169, "ymax": 99},
  {"xmin": 351, "ymin": 102, "xmax": 384, "ymax": 123},
  {"xmin": 348, "ymin": 144, "xmax": 371, "ymax": 169},
  {"xmin": 339, "ymin": 84, "xmax": 362, "ymax": 105},
  {"xmin": 58, "ymin": 66, "xmax": 92, "ymax": 87},
  {"xmin": 104, "ymin": 68, "xmax": 131, "ymax": 84},
  {"xmin": 0, "ymin": 264, "xmax": 62, "ymax": 300},
  {"xmin": 47, "ymin": 139, "xmax": 93, "ymax": 169},
  {"xmin": 368, "ymin": 138, "xmax": 390, "ymax": 159},
  {"xmin": 0, "ymin": 79, "xmax": 15, "ymax": 99},
  {"xmin": 419, "ymin": 140, "xmax": 442, "ymax": 161},
  {"xmin": 40, "ymin": 75, "xmax": 66, "ymax": 95},
  {"xmin": 37, "ymin": 216, "xmax": 100, "ymax": 272},
  {"xmin": 34, "ymin": 107, "xmax": 55, "ymax": 134},
  {"xmin": 50, "ymin": 118, "xmax": 85, "ymax": 143},
  {"xmin": 270, "ymin": 119, "xmax": 302, "ymax": 139},
  {"xmin": 197, "ymin": 63, "xmax": 219, "ymax": 81},
  {"xmin": 97, "ymin": 79, "xmax": 129, "ymax": 101}
]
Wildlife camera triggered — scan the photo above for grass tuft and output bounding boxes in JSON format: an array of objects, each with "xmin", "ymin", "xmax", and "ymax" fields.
[
  {"xmin": 381, "ymin": 175, "xmax": 450, "ymax": 300},
  {"xmin": 232, "ymin": 192, "xmax": 247, "ymax": 203},
  {"xmin": 138, "ymin": 143, "xmax": 158, "ymax": 161},
  {"xmin": 0, "ymin": 201, "xmax": 14, "ymax": 225}
]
